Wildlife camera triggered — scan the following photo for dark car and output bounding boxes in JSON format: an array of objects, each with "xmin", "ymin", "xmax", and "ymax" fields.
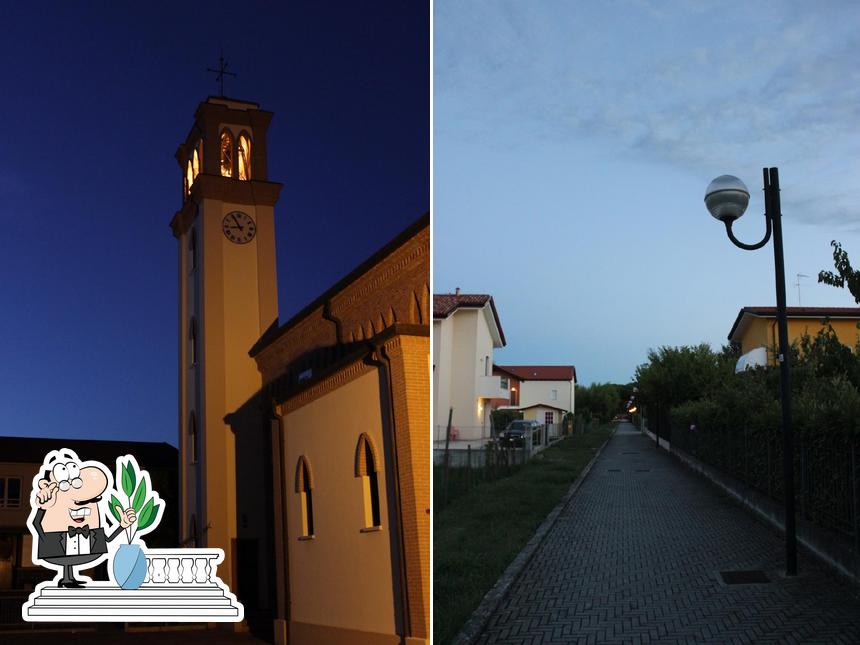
[{"xmin": 499, "ymin": 420, "xmax": 539, "ymax": 447}]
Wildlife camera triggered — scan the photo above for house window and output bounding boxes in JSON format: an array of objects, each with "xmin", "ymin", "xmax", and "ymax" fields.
[
  {"xmin": 189, "ymin": 412, "xmax": 198, "ymax": 465},
  {"xmin": 237, "ymin": 133, "xmax": 251, "ymax": 180},
  {"xmin": 355, "ymin": 434, "xmax": 381, "ymax": 529},
  {"xmin": 220, "ymin": 130, "xmax": 234, "ymax": 178},
  {"xmin": 0, "ymin": 477, "xmax": 21, "ymax": 508},
  {"xmin": 551, "ymin": 389, "xmax": 558, "ymax": 401},
  {"xmin": 295, "ymin": 456, "xmax": 314, "ymax": 538},
  {"xmin": 485, "ymin": 355, "xmax": 490, "ymax": 376},
  {"xmin": 189, "ymin": 318, "xmax": 198, "ymax": 366},
  {"xmin": 545, "ymin": 411, "xmax": 554, "ymax": 425},
  {"xmin": 500, "ymin": 377, "xmax": 509, "ymax": 390}
]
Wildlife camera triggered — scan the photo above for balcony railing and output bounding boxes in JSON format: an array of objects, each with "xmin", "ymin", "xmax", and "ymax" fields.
[{"xmin": 477, "ymin": 375, "xmax": 509, "ymax": 400}]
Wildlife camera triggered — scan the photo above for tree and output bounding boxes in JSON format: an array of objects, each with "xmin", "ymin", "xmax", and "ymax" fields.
[{"xmin": 818, "ymin": 240, "xmax": 860, "ymax": 303}]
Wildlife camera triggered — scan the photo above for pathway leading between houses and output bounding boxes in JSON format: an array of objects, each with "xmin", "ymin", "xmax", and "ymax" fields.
[{"xmin": 477, "ymin": 422, "xmax": 860, "ymax": 644}]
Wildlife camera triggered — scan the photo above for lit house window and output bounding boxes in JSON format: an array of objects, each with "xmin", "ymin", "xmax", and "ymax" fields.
[
  {"xmin": 237, "ymin": 133, "xmax": 251, "ymax": 180},
  {"xmin": 220, "ymin": 130, "xmax": 234, "ymax": 178},
  {"xmin": 0, "ymin": 477, "xmax": 22, "ymax": 508},
  {"xmin": 189, "ymin": 412, "xmax": 198, "ymax": 465},
  {"xmin": 355, "ymin": 434, "xmax": 381, "ymax": 529},
  {"xmin": 295, "ymin": 456, "xmax": 314, "ymax": 538}
]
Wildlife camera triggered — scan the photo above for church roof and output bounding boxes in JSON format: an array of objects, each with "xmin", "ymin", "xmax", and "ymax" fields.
[{"xmin": 249, "ymin": 212, "xmax": 430, "ymax": 358}]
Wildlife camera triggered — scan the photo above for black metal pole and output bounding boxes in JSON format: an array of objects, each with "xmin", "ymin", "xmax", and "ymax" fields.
[{"xmin": 765, "ymin": 166, "xmax": 798, "ymax": 576}]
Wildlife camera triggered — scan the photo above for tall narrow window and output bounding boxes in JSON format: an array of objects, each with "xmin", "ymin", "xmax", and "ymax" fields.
[
  {"xmin": 237, "ymin": 133, "xmax": 251, "ymax": 180},
  {"xmin": 485, "ymin": 355, "xmax": 490, "ymax": 376},
  {"xmin": 185, "ymin": 160, "xmax": 193, "ymax": 196},
  {"xmin": 192, "ymin": 148, "xmax": 200, "ymax": 180},
  {"xmin": 189, "ymin": 228, "xmax": 197, "ymax": 272},
  {"xmin": 355, "ymin": 434, "xmax": 381, "ymax": 528},
  {"xmin": 189, "ymin": 412, "xmax": 198, "ymax": 465},
  {"xmin": 190, "ymin": 514, "xmax": 198, "ymax": 548},
  {"xmin": 220, "ymin": 130, "xmax": 234, "ymax": 178},
  {"xmin": 295, "ymin": 456, "xmax": 314, "ymax": 537},
  {"xmin": 189, "ymin": 317, "xmax": 198, "ymax": 366}
]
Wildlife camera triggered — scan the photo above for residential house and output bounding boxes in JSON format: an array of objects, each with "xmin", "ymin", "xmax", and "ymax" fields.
[
  {"xmin": 433, "ymin": 292, "xmax": 508, "ymax": 441},
  {"xmin": 494, "ymin": 365, "xmax": 577, "ymax": 427},
  {"xmin": 728, "ymin": 306, "xmax": 860, "ymax": 367}
]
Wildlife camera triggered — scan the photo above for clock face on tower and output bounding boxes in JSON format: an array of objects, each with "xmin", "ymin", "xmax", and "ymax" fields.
[{"xmin": 222, "ymin": 211, "xmax": 256, "ymax": 244}]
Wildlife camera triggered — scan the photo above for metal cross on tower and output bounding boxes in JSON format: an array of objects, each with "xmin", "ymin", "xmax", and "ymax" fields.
[{"xmin": 207, "ymin": 51, "xmax": 237, "ymax": 97}]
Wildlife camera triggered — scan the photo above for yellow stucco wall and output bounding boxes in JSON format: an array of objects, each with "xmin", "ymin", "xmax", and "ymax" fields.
[
  {"xmin": 738, "ymin": 316, "xmax": 860, "ymax": 362},
  {"xmin": 284, "ymin": 369, "xmax": 397, "ymax": 638}
]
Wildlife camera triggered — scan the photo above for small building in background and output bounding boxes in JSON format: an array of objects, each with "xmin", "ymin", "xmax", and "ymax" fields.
[
  {"xmin": 433, "ymin": 292, "xmax": 508, "ymax": 442},
  {"xmin": 728, "ymin": 306, "xmax": 860, "ymax": 366},
  {"xmin": 493, "ymin": 365, "xmax": 577, "ymax": 426}
]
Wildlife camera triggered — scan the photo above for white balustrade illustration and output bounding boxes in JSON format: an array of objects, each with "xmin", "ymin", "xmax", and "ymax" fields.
[{"xmin": 23, "ymin": 548, "xmax": 244, "ymax": 622}]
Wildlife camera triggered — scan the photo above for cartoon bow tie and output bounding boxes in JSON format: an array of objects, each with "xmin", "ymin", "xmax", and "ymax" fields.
[{"xmin": 67, "ymin": 526, "xmax": 90, "ymax": 538}]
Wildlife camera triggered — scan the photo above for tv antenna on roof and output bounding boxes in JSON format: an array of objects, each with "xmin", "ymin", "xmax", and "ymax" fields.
[
  {"xmin": 795, "ymin": 273, "xmax": 810, "ymax": 306},
  {"xmin": 207, "ymin": 50, "xmax": 237, "ymax": 97}
]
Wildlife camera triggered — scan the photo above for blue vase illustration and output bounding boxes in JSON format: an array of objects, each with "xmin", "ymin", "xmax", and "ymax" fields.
[{"xmin": 113, "ymin": 543, "xmax": 147, "ymax": 590}]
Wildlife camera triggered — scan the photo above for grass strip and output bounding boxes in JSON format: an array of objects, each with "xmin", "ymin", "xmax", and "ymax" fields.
[{"xmin": 434, "ymin": 425, "xmax": 615, "ymax": 644}]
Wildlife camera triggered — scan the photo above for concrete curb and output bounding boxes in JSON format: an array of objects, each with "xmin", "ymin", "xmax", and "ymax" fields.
[
  {"xmin": 638, "ymin": 426, "xmax": 860, "ymax": 586},
  {"xmin": 451, "ymin": 428, "xmax": 616, "ymax": 645}
]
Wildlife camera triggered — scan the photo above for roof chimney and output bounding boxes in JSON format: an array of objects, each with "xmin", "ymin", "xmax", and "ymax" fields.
[{"xmin": 455, "ymin": 287, "xmax": 461, "ymax": 295}]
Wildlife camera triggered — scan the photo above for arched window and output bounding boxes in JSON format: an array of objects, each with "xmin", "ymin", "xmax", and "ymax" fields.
[
  {"xmin": 220, "ymin": 130, "xmax": 234, "ymax": 178},
  {"xmin": 294, "ymin": 456, "xmax": 314, "ymax": 537},
  {"xmin": 189, "ymin": 411, "xmax": 198, "ymax": 465},
  {"xmin": 189, "ymin": 317, "xmax": 198, "ymax": 366},
  {"xmin": 192, "ymin": 148, "xmax": 200, "ymax": 180},
  {"xmin": 355, "ymin": 433, "xmax": 381, "ymax": 528},
  {"xmin": 185, "ymin": 160, "xmax": 193, "ymax": 197},
  {"xmin": 237, "ymin": 133, "xmax": 251, "ymax": 181}
]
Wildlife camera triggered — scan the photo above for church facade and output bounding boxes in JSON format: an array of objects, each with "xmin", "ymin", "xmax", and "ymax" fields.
[{"xmin": 170, "ymin": 96, "xmax": 429, "ymax": 644}]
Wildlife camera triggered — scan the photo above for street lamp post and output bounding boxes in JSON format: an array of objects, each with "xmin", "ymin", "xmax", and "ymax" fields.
[{"xmin": 704, "ymin": 167, "xmax": 797, "ymax": 576}]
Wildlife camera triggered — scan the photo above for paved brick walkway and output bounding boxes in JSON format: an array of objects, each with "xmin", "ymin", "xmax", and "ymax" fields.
[{"xmin": 478, "ymin": 423, "xmax": 860, "ymax": 644}]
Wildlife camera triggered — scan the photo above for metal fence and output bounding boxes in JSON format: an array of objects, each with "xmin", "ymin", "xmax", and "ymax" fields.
[
  {"xmin": 669, "ymin": 418, "xmax": 860, "ymax": 547},
  {"xmin": 434, "ymin": 423, "xmax": 574, "ymax": 508}
]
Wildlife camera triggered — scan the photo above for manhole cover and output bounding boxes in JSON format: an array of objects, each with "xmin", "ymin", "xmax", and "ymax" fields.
[{"xmin": 720, "ymin": 570, "xmax": 770, "ymax": 585}]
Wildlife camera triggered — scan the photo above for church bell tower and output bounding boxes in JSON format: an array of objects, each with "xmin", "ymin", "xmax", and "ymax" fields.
[{"xmin": 171, "ymin": 97, "xmax": 281, "ymax": 588}]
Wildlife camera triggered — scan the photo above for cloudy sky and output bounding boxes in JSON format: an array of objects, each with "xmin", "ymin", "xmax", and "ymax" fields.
[{"xmin": 434, "ymin": 0, "xmax": 860, "ymax": 385}]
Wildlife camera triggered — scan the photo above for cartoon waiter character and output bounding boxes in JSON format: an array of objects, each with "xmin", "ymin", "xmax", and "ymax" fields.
[{"xmin": 27, "ymin": 449, "xmax": 136, "ymax": 587}]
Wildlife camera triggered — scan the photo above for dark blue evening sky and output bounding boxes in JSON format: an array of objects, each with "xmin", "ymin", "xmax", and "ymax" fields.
[{"xmin": 0, "ymin": 3, "xmax": 429, "ymax": 446}]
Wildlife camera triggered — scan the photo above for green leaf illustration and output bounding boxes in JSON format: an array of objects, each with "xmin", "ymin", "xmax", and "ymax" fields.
[
  {"xmin": 121, "ymin": 462, "xmax": 133, "ymax": 497},
  {"xmin": 137, "ymin": 498, "xmax": 155, "ymax": 530},
  {"xmin": 139, "ymin": 502, "xmax": 160, "ymax": 531},
  {"xmin": 109, "ymin": 494, "xmax": 122, "ymax": 523},
  {"xmin": 132, "ymin": 479, "xmax": 147, "ymax": 514}
]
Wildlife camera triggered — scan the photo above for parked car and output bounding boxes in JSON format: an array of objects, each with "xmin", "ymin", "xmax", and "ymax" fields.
[{"xmin": 499, "ymin": 420, "xmax": 540, "ymax": 447}]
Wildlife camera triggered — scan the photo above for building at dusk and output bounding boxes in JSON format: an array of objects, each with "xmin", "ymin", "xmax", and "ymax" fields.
[{"xmin": 172, "ymin": 96, "xmax": 429, "ymax": 644}]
